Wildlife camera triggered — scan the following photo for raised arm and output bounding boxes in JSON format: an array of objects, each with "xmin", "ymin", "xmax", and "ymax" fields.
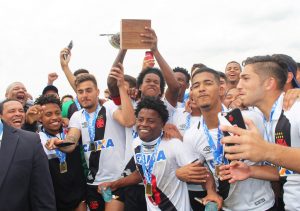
[
  {"xmin": 107, "ymin": 49, "xmax": 127, "ymax": 97},
  {"xmin": 60, "ymin": 48, "xmax": 76, "ymax": 92},
  {"xmin": 141, "ymin": 27, "xmax": 180, "ymax": 107},
  {"xmin": 112, "ymin": 63, "xmax": 136, "ymax": 127}
]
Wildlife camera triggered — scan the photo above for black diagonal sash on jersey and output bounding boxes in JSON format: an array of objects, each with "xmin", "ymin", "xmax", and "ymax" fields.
[
  {"xmin": 275, "ymin": 109, "xmax": 292, "ymax": 188},
  {"xmin": 134, "ymin": 146, "xmax": 177, "ymax": 211},
  {"xmin": 275, "ymin": 110, "xmax": 291, "ymax": 147},
  {"xmin": 87, "ymin": 106, "xmax": 107, "ymax": 184}
]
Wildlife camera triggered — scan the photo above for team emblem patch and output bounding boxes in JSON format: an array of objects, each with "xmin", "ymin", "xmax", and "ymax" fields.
[
  {"xmin": 96, "ymin": 115, "xmax": 105, "ymax": 128},
  {"xmin": 275, "ymin": 131, "xmax": 288, "ymax": 146},
  {"xmin": 89, "ymin": 201, "xmax": 99, "ymax": 209}
]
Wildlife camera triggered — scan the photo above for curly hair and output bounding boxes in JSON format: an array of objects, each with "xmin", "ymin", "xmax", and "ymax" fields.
[
  {"xmin": 135, "ymin": 96, "xmax": 169, "ymax": 125},
  {"xmin": 136, "ymin": 67, "xmax": 165, "ymax": 97},
  {"xmin": 34, "ymin": 94, "xmax": 61, "ymax": 108},
  {"xmin": 173, "ymin": 67, "xmax": 190, "ymax": 83}
]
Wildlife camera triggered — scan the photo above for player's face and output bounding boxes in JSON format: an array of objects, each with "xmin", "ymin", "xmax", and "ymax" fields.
[
  {"xmin": 136, "ymin": 108, "xmax": 164, "ymax": 142},
  {"xmin": 140, "ymin": 73, "xmax": 161, "ymax": 97},
  {"xmin": 191, "ymin": 72, "xmax": 220, "ymax": 110},
  {"xmin": 225, "ymin": 62, "xmax": 241, "ymax": 83},
  {"xmin": 76, "ymin": 80, "xmax": 99, "ymax": 110},
  {"xmin": 40, "ymin": 103, "xmax": 62, "ymax": 134},
  {"xmin": 6, "ymin": 83, "xmax": 28, "ymax": 106},
  {"xmin": 1, "ymin": 101, "xmax": 25, "ymax": 129},
  {"xmin": 223, "ymin": 88, "xmax": 239, "ymax": 108},
  {"xmin": 174, "ymin": 72, "xmax": 189, "ymax": 97},
  {"xmin": 237, "ymin": 64, "xmax": 264, "ymax": 107}
]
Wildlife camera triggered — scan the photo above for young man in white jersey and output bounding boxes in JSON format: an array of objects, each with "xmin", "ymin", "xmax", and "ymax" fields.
[
  {"xmin": 178, "ymin": 67, "xmax": 275, "ymax": 211},
  {"xmin": 105, "ymin": 28, "xmax": 185, "ymax": 211},
  {"xmin": 220, "ymin": 55, "xmax": 300, "ymax": 211},
  {"xmin": 35, "ymin": 95, "xmax": 86, "ymax": 211},
  {"xmin": 135, "ymin": 97, "xmax": 195, "ymax": 210},
  {"xmin": 46, "ymin": 67, "xmax": 135, "ymax": 211}
]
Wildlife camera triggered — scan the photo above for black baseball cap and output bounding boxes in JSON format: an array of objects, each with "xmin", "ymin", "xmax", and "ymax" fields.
[{"xmin": 42, "ymin": 85, "xmax": 59, "ymax": 96}]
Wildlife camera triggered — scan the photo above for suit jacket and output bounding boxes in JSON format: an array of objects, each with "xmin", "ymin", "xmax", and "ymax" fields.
[{"xmin": 0, "ymin": 121, "xmax": 56, "ymax": 211}]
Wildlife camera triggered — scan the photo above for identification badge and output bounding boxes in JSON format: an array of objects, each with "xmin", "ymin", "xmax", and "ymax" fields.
[
  {"xmin": 215, "ymin": 164, "xmax": 222, "ymax": 178},
  {"xmin": 59, "ymin": 161, "xmax": 68, "ymax": 174},
  {"xmin": 145, "ymin": 183, "xmax": 153, "ymax": 196},
  {"xmin": 90, "ymin": 142, "xmax": 96, "ymax": 152}
]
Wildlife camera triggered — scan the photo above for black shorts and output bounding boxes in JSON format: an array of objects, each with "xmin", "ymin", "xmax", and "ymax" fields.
[
  {"xmin": 118, "ymin": 184, "xmax": 147, "ymax": 211},
  {"xmin": 86, "ymin": 185, "xmax": 123, "ymax": 211}
]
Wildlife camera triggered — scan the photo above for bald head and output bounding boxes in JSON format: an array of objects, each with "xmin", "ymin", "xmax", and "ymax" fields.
[{"xmin": 5, "ymin": 82, "xmax": 28, "ymax": 106}]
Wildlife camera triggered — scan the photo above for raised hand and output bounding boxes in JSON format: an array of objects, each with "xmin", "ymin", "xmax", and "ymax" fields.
[
  {"xmin": 25, "ymin": 105, "xmax": 44, "ymax": 124},
  {"xmin": 141, "ymin": 27, "xmax": 158, "ymax": 53},
  {"xmin": 221, "ymin": 118, "xmax": 268, "ymax": 162},
  {"xmin": 109, "ymin": 63, "xmax": 126, "ymax": 88},
  {"xmin": 60, "ymin": 48, "xmax": 71, "ymax": 68},
  {"xmin": 47, "ymin": 72, "xmax": 58, "ymax": 85}
]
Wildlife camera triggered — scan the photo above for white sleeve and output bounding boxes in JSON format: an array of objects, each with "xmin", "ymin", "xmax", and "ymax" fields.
[
  {"xmin": 103, "ymin": 100, "xmax": 119, "ymax": 119},
  {"xmin": 171, "ymin": 139, "xmax": 197, "ymax": 167},
  {"xmin": 183, "ymin": 128, "xmax": 206, "ymax": 163},
  {"xmin": 69, "ymin": 111, "xmax": 82, "ymax": 129},
  {"xmin": 163, "ymin": 98, "xmax": 176, "ymax": 123}
]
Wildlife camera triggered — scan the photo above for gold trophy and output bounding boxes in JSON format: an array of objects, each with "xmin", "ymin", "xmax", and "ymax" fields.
[{"xmin": 99, "ymin": 33, "xmax": 120, "ymax": 49}]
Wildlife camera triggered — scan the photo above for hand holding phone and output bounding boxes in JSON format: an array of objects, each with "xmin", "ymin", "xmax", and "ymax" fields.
[
  {"xmin": 63, "ymin": 40, "xmax": 73, "ymax": 60},
  {"xmin": 218, "ymin": 108, "xmax": 246, "ymax": 137}
]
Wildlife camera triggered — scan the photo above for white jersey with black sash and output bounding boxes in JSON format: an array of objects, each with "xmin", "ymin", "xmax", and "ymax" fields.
[
  {"xmin": 133, "ymin": 136, "xmax": 194, "ymax": 211},
  {"xmin": 123, "ymin": 98, "xmax": 176, "ymax": 177},
  {"xmin": 69, "ymin": 100, "xmax": 125, "ymax": 186},
  {"xmin": 183, "ymin": 110, "xmax": 275, "ymax": 211},
  {"xmin": 39, "ymin": 128, "xmax": 86, "ymax": 209},
  {"xmin": 262, "ymin": 93, "xmax": 300, "ymax": 210}
]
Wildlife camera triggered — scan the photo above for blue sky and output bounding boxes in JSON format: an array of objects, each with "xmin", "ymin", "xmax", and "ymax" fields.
[{"xmin": 1, "ymin": 0, "xmax": 300, "ymax": 98}]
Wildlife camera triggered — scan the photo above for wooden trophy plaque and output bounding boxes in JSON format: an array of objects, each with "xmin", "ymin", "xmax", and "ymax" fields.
[{"xmin": 120, "ymin": 19, "xmax": 151, "ymax": 49}]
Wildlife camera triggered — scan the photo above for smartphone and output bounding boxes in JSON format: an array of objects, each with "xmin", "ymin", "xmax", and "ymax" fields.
[
  {"xmin": 145, "ymin": 51, "xmax": 155, "ymax": 67},
  {"xmin": 218, "ymin": 108, "xmax": 246, "ymax": 137},
  {"xmin": 56, "ymin": 141, "xmax": 75, "ymax": 147},
  {"xmin": 63, "ymin": 40, "xmax": 73, "ymax": 60}
]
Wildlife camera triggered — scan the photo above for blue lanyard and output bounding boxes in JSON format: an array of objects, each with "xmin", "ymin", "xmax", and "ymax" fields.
[
  {"xmin": 185, "ymin": 113, "xmax": 191, "ymax": 131},
  {"xmin": 43, "ymin": 128, "xmax": 66, "ymax": 164},
  {"xmin": 202, "ymin": 119, "xmax": 227, "ymax": 165},
  {"xmin": 263, "ymin": 97, "xmax": 280, "ymax": 142},
  {"xmin": 84, "ymin": 104, "xmax": 101, "ymax": 143},
  {"xmin": 74, "ymin": 97, "xmax": 82, "ymax": 110},
  {"xmin": 140, "ymin": 134, "xmax": 162, "ymax": 184}
]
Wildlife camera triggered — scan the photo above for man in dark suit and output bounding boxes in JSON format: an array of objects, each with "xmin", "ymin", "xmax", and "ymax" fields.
[{"xmin": 0, "ymin": 119, "xmax": 56, "ymax": 211}]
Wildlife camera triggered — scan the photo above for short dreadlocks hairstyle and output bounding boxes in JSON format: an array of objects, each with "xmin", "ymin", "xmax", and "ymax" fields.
[
  {"xmin": 135, "ymin": 97, "xmax": 169, "ymax": 125},
  {"xmin": 34, "ymin": 94, "xmax": 61, "ymax": 109}
]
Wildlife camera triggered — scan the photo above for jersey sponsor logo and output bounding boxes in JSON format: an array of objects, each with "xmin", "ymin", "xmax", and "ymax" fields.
[
  {"xmin": 83, "ymin": 139, "xmax": 114, "ymax": 152},
  {"xmin": 135, "ymin": 150, "xmax": 167, "ymax": 165}
]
